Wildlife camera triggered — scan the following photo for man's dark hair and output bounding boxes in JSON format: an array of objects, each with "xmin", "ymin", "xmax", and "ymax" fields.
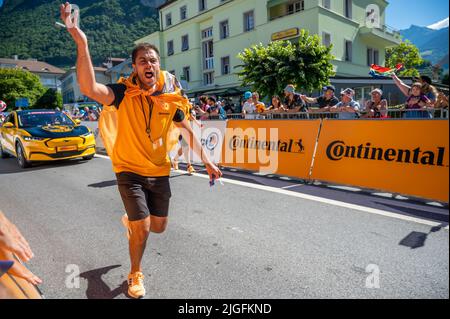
[
  {"xmin": 208, "ymin": 96, "xmax": 217, "ymax": 103},
  {"xmin": 132, "ymin": 43, "xmax": 160, "ymax": 64}
]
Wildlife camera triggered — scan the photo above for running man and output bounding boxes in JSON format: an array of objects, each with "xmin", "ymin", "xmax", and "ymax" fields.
[{"xmin": 60, "ymin": 2, "xmax": 222, "ymax": 299}]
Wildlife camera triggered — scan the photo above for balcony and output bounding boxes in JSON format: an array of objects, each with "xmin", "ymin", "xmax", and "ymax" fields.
[{"xmin": 359, "ymin": 25, "xmax": 402, "ymax": 46}]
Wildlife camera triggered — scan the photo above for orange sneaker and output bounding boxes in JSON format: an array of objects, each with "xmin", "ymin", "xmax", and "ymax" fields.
[{"xmin": 127, "ymin": 272, "xmax": 146, "ymax": 299}]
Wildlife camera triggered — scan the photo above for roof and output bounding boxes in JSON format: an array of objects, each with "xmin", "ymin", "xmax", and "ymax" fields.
[
  {"xmin": 0, "ymin": 58, "xmax": 65, "ymax": 75},
  {"xmin": 158, "ymin": 0, "xmax": 177, "ymax": 10}
]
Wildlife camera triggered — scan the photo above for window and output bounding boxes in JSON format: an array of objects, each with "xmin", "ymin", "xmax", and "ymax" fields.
[
  {"xmin": 204, "ymin": 72, "xmax": 214, "ymax": 85},
  {"xmin": 183, "ymin": 66, "xmax": 191, "ymax": 82},
  {"xmin": 180, "ymin": 6, "xmax": 187, "ymax": 20},
  {"xmin": 165, "ymin": 13, "xmax": 172, "ymax": 27},
  {"xmin": 322, "ymin": 0, "xmax": 331, "ymax": 9},
  {"xmin": 167, "ymin": 40, "xmax": 174, "ymax": 56},
  {"xmin": 344, "ymin": 0, "xmax": 352, "ymax": 19},
  {"xmin": 181, "ymin": 35, "xmax": 189, "ymax": 51},
  {"xmin": 367, "ymin": 48, "xmax": 379, "ymax": 66},
  {"xmin": 221, "ymin": 56, "xmax": 230, "ymax": 75},
  {"xmin": 199, "ymin": 0, "xmax": 207, "ymax": 12},
  {"xmin": 220, "ymin": 20, "xmax": 229, "ymax": 39},
  {"xmin": 243, "ymin": 11, "xmax": 255, "ymax": 32},
  {"xmin": 202, "ymin": 27, "xmax": 213, "ymax": 39},
  {"xmin": 345, "ymin": 40, "xmax": 352, "ymax": 62},
  {"xmin": 287, "ymin": 1, "xmax": 304, "ymax": 15},
  {"xmin": 322, "ymin": 32, "xmax": 331, "ymax": 47}
]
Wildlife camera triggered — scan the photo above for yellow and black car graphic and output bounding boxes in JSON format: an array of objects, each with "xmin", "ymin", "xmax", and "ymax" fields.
[{"xmin": 0, "ymin": 110, "xmax": 96, "ymax": 168}]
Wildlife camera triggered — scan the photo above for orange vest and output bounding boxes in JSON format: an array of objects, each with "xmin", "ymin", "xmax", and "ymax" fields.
[{"xmin": 99, "ymin": 71, "xmax": 189, "ymax": 177}]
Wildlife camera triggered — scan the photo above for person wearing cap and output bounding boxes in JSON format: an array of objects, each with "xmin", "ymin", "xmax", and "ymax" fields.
[
  {"xmin": 242, "ymin": 91, "xmax": 257, "ymax": 119},
  {"xmin": 392, "ymin": 74, "xmax": 438, "ymax": 107},
  {"xmin": 332, "ymin": 88, "xmax": 360, "ymax": 119},
  {"xmin": 362, "ymin": 88, "xmax": 388, "ymax": 118},
  {"xmin": 301, "ymin": 85, "xmax": 339, "ymax": 113},
  {"xmin": 284, "ymin": 84, "xmax": 307, "ymax": 113}
]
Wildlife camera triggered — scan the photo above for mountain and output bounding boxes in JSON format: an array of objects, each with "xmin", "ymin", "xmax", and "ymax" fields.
[
  {"xmin": 0, "ymin": 0, "xmax": 164, "ymax": 68},
  {"xmin": 400, "ymin": 22, "xmax": 449, "ymax": 70}
]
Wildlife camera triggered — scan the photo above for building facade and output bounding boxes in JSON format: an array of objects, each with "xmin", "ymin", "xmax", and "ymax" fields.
[
  {"xmin": 0, "ymin": 57, "xmax": 65, "ymax": 91},
  {"xmin": 136, "ymin": 0, "xmax": 401, "ymax": 99},
  {"xmin": 60, "ymin": 67, "xmax": 110, "ymax": 104}
]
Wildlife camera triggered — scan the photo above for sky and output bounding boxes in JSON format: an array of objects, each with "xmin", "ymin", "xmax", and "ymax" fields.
[
  {"xmin": 0, "ymin": 0, "xmax": 448, "ymax": 31},
  {"xmin": 386, "ymin": 0, "xmax": 449, "ymax": 30}
]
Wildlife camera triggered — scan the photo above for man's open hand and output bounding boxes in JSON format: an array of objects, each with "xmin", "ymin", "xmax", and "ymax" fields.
[{"xmin": 60, "ymin": 2, "xmax": 87, "ymax": 46}]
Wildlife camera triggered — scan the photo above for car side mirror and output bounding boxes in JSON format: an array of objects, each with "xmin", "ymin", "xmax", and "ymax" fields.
[
  {"xmin": 74, "ymin": 119, "xmax": 81, "ymax": 125},
  {"xmin": 2, "ymin": 122, "xmax": 14, "ymax": 129}
]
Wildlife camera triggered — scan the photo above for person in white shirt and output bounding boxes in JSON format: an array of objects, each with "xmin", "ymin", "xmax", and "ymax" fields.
[{"xmin": 242, "ymin": 91, "xmax": 256, "ymax": 119}]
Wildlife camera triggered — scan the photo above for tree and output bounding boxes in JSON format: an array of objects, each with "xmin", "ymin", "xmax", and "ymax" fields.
[
  {"xmin": 0, "ymin": 68, "xmax": 46, "ymax": 110},
  {"xmin": 386, "ymin": 41, "xmax": 424, "ymax": 77},
  {"xmin": 237, "ymin": 29, "xmax": 335, "ymax": 99},
  {"xmin": 34, "ymin": 88, "xmax": 63, "ymax": 109}
]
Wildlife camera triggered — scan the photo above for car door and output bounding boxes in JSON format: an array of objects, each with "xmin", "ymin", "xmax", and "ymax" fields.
[{"xmin": 1, "ymin": 113, "xmax": 17, "ymax": 153}]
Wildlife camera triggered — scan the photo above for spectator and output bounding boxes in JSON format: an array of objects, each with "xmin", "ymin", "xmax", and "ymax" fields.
[
  {"xmin": 332, "ymin": 88, "xmax": 360, "ymax": 119},
  {"xmin": 207, "ymin": 96, "xmax": 227, "ymax": 120},
  {"xmin": 252, "ymin": 92, "xmax": 266, "ymax": 114},
  {"xmin": 362, "ymin": 88, "xmax": 388, "ymax": 118},
  {"xmin": 267, "ymin": 95, "xmax": 286, "ymax": 113},
  {"xmin": 198, "ymin": 95, "xmax": 210, "ymax": 120},
  {"xmin": 415, "ymin": 75, "xmax": 439, "ymax": 106},
  {"xmin": 242, "ymin": 91, "xmax": 256, "ymax": 119},
  {"xmin": 284, "ymin": 84, "xmax": 307, "ymax": 113},
  {"xmin": 81, "ymin": 107, "xmax": 90, "ymax": 121},
  {"xmin": 392, "ymin": 74, "xmax": 433, "ymax": 118},
  {"xmin": 302, "ymin": 85, "xmax": 339, "ymax": 112}
]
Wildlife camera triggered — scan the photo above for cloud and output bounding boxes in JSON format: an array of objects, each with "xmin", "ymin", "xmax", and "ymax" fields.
[{"xmin": 428, "ymin": 17, "xmax": 449, "ymax": 30}]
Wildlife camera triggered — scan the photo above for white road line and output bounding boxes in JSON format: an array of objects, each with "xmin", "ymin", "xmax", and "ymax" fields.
[
  {"xmin": 94, "ymin": 155, "xmax": 449, "ymax": 230},
  {"xmin": 282, "ymin": 184, "xmax": 303, "ymax": 190}
]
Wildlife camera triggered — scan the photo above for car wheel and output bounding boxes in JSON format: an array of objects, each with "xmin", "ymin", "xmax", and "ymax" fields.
[
  {"xmin": 0, "ymin": 142, "xmax": 9, "ymax": 159},
  {"xmin": 16, "ymin": 142, "xmax": 31, "ymax": 168},
  {"xmin": 82, "ymin": 155, "xmax": 95, "ymax": 161}
]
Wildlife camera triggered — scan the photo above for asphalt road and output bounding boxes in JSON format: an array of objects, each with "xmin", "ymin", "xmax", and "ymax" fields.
[{"xmin": 0, "ymin": 155, "xmax": 448, "ymax": 299}]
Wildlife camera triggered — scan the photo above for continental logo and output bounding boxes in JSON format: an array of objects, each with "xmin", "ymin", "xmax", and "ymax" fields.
[
  {"xmin": 230, "ymin": 136, "xmax": 305, "ymax": 154},
  {"xmin": 326, "ymin": 141, "xmax": 447, "ymax": 166}
]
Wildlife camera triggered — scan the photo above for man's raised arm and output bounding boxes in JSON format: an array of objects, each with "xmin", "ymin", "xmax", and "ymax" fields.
[{"xmin": 60, "ymin": 2, "xmax": 115, "ymax": 106}]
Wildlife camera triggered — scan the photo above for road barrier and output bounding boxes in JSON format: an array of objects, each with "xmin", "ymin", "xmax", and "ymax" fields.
[
  {"xmin": 82, "ymin": 117, "xmax": 449, "ymax": 202},
  {"xmin": 311, "ymin": 120, "xmax": 449, "ymax": 203}
]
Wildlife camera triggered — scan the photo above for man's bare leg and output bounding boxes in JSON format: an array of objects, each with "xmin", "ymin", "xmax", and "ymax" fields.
[{"xmin": 128, "ymin": 217, "xmax": 151, "ymax": 274}]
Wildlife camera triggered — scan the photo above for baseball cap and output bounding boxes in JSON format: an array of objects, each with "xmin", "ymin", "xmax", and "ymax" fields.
[
  {"xmin": 244, "ymin": 91, "xmax": 252, "ymax": 100},
  {"xmin": 284, "ymin": 84, "xmax": 295, "ymax": 94},
  {"xmin": 371, "ymin": 88, "xmax": 383, "ymax": 95},
  {"xmin": 323, "ymin": 85, "xmax": 336, "ymax": 92},
  {"xmin": 340, "ymin": 88, "xmax": 355, "ymax": 97}
]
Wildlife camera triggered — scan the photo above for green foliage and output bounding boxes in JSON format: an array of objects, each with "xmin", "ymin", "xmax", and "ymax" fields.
[
  {"xmin": 34, "ymin": 88, "xmax": 63, "ymax": 109},
  {"xmin": 237, "ymin": 30, "xmax": 335, "ymax": 99},
  {"xmin": 0, "ymin": 0, "xmax": 159, "ymax": 68},
  {"xmin": 386, "ymin": 41, "xmax": 424, "ymax": 77},
  {"xmin": 0, "ymin": 68, "xmax": 46, "ymax": 109}
]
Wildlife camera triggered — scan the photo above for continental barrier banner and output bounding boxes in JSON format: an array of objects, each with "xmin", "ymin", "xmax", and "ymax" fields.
[
  {"xmin": 311, "ymin": 120, "xmax": 449, "ymax": 202},
  {"xmin": 221, "ymin": 120, "xmax": 322, "ymax": 179}
]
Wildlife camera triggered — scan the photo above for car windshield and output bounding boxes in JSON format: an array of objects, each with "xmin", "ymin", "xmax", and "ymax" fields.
[{"xmin": 18, "ymin": 111, "xmax": 74, "ymax": 128}]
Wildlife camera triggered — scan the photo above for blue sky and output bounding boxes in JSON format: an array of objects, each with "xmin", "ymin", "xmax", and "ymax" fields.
[
  {"xmin": 386, "ymin": 0, "xmax": 449, "ymax": 30},
  {"xmin": 0, "ymin": 0, "xmax": 447, "ymax": 31}
]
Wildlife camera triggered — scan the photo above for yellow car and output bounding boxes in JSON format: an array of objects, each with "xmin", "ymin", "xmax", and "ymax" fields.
[{"xmin": 0, "ymin": 109, "xmax": 96, "ymax": 168}]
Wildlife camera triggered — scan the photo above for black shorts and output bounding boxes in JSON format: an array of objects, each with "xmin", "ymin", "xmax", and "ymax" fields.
[{"xmin": 116, "ymin": 172, "xmax": 172, "ymax": 221}]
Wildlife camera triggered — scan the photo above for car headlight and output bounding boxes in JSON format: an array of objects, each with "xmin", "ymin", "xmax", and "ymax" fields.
[
  {"xmin": 82, "ymin": 131, "xmax": 94, "ymax": 137},
  {"xmin": 23, "ymin": 136, "xmax": 45, "ymax": 141}
]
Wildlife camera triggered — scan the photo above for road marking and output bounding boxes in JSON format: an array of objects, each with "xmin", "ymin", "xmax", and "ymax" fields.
[
  {"xmin": 94, "ymin": 155, "xmax": 448, "ymax": 230},
  {"xmin": 282, "ymin": 184, "xmax": 303, "ymax": 190}
]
